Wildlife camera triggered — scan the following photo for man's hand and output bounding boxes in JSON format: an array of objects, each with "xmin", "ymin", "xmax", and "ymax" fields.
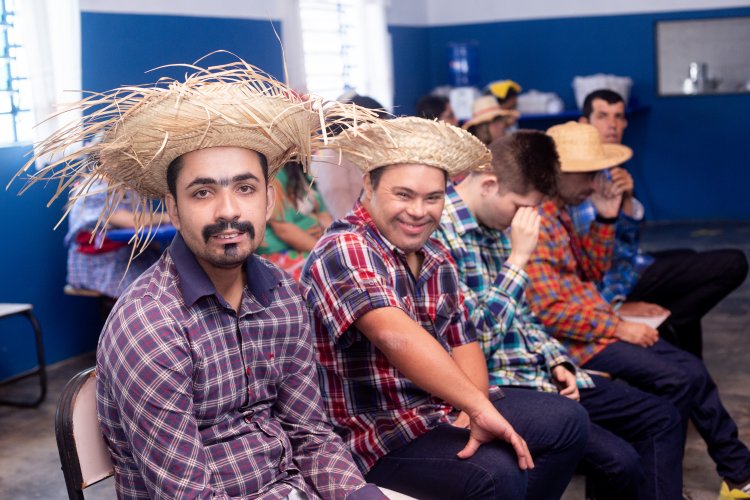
[
  {"xmin": 618, "ymin": 301, "xmax": 669, "ymax": 318},
  {"xmin": 614, "ymin": 320, "xmax": 659, "ymax": 347},
  {"xmin": 457, "ymin": 402, "xmax": 535, "ymax": 470},
  {"xmin": 507, "ymin": 206, "xmax": 541, "ymax": 269},
  {"xmin": 610, "ymin": 167, "xmax": 634, "ymax": 216},
  {"xmin": 590, "ymin": 172, "xmax": 624, "ymax": 219},
  {"xmin": 552, "ymin": 365, "xmax": 580, "ymax": 401}
]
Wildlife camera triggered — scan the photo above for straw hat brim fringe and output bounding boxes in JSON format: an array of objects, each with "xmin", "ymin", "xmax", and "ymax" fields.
[
  {"xmin": 9, "ymin": 57, "xmax": 383, "ymax": 257},
  {"xmin": 328, "ymin": 116, "xmax": 492, "ymax": 178},
  {"xmin": 559, "ymin": 144, "xmax": 633, "ymax": 173}
]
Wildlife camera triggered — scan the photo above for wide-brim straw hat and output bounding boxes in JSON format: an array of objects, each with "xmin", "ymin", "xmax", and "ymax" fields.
[
  {"xmin": 10, "ymin": 56, "xmax": 380, "ymax": 253},
  {"xmin": 328, "ymin": 116, "xmax": 491, "ymax": 177},
  {"xmin": 462, "ymin": 95, "xmax": 520, "ymax": 130},
  {"xmin": 546, "ymin": 121, "xmax": 632, "ymax": 173}
]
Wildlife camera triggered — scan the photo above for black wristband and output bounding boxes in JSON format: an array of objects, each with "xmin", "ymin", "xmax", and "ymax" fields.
[{"xmin": 595, "ymin": 214, "xmax": 618, "ymax": 224}]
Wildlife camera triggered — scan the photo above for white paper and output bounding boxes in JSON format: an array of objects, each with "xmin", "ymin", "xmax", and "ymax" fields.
[{"xmin": 620, "ymin": 312, "xmax": 670, "ymax": 329}]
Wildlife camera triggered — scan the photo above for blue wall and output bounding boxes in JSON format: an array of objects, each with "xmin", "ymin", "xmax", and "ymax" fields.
[
  {"xmin": 390, "ymin": 7, "xmax": 750, "ymax": 221},
  {"xmin": 0, "ymin": 12, "xmax": 285, "ymax": 380},
  {"xmin": 0, "ymin": 146, "xmax": 102, "ymax": 380}
]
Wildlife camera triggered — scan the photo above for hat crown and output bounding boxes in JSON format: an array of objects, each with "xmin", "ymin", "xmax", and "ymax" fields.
[
  {"xmin": 546, "ymin": 121, "xmax": 633, "ymax": 173},
  {"xmin": 547, "ymin": 122, "xmax": 607, "ymax": 162}
]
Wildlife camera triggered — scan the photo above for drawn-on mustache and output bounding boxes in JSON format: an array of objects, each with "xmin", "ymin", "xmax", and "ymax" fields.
[{"xmin": 202, "ymin": 220, "xmax": 255, "ymax": 243}]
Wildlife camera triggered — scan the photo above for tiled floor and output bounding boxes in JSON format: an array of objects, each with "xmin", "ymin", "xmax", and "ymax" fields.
[{"xmin": 1, "ymin": 221, "xmax": 749, "ymax": 499}]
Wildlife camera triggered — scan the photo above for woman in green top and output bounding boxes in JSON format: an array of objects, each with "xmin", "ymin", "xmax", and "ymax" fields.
[{"xmin": 257, "ymin": 161, "xmax": 333, "ymax": 280}]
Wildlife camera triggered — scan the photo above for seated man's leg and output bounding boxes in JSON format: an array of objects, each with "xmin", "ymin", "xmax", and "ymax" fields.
[
  {"xmin": 584, "ymin": 339, "xmax": 750, "ymax": 486},
  {"xmin": 495, "ymin": 388, "xmax": 590, "ymax": 500},
  {"xmin": 628, "ymin": 248, "xmax": 749, "ymax": 357},
  {"xmin": 365, "ymin": 423, "xmax": 527, "ymax": 500},
  {"xmin": 365, "ymin": 389, "xmax": 589, "ymax": 500},
  {"xmin": 579, "ymin": 375, "xmax": 683, "ymax": 499}
]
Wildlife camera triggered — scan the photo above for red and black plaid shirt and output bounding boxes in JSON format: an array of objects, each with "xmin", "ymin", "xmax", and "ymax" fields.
[{"xmin": 301, "ymin": 201, "xmax": 476, "ymax": 472}]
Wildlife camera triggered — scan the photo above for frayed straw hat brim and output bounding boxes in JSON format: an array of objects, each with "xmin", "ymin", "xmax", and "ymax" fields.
[
  {"xmin": 560, "ymin": 144, "xmax": 633, "ymax": 173},
  {"xmin": 329, "ymin": 116, "xmax": 491, "ymax": 177},
  {"xmin": 462, "ymin": 108, "xmax": 520, "ymax": 130}
]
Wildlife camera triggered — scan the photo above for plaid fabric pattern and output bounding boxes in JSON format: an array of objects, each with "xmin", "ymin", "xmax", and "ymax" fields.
[
  {"xmin": 66, "ymin": 179, "xmax": 160, "ymax": 297},
  {"xmin": 97, "ymin": 234, "xmax": 368, "ymax": 499},
  {"xmin": 568, "ymin": 199, "xmax": 654, "ymax": 304},
  {"xmin": 301, "ymin": 201, "xmax": 476, "ymax": 473},
  {"xmin": 525, "ymin": 200, "xmax": 619, "ymax": 366},
  {"xmin": 434, "ymin": 185, "xmax": 593, "ymax": 392}
]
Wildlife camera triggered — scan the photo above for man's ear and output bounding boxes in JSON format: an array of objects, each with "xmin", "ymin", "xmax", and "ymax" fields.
[
  {"xmin": 265, "ymin": 182, "xmax": 276, "ymax": 223},
  {"xmin": 579, "ymin": 116, "xmax": 589, "ymax": 124},
  {"xmin": 165, "ymin": 194, "xmax": 181, "ymax": 231},
  {"xmin": 362, "ymin": 173, "xmax": 373, "ymax": 200},
  {"xmin": 480, "ymin": 174, "xmax": 499, "ymax": 196}
]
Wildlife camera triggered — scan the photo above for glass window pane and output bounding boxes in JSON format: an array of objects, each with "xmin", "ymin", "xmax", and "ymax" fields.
[
  {"xmin": 14, "ymin": 78, "xmax": 30, "ymax": 110},
  {"xmin": 0, "ymin": 113, "xmax": 16, "ymax": 144},
  {"xmin": 0, "ymin": 92, "xmax": 11, "ymax": 113}
]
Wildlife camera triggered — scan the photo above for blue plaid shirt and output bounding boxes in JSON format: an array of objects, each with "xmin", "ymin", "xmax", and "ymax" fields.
[
  {"xmin": 434, "ymin": 184, "xmax": 593, "ymax": 392},
  {"xmin": 567, "ymin": 198, "xmax": 654, "ymax": 304}
]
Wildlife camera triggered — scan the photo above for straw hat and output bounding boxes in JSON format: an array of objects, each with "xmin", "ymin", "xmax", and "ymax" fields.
[
  {"xmin": 462, "ymin": 95, "xmax": 520, "ymax": 130},
  {"xmin": 329, "ymin": 116, "xmax": 491, "ymax": 177},
  {"xmin": 10, "ymin": 57, "xmax": 380, "ymax": 252},
  {"xmin": 546, "ymin": 121, "xmax": 632, "ymax": 173}
]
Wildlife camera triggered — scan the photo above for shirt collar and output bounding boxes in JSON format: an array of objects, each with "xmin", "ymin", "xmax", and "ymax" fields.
[
  {"xmin": 169, "ymin": 232, "xmax": 279, "ymax": 308},
  {"xmin": 444, "ymin": 182, "xmax": 480, "ymax": 236}
]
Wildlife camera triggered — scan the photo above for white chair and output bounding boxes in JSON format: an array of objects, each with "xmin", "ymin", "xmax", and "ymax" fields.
[
  {"xmin": 55, "ymin": 367, "xmax": 114, "ymax": 499},
  {"xmin": 0, "ymin": 303, "xmax": 46, "ymax": 407}
]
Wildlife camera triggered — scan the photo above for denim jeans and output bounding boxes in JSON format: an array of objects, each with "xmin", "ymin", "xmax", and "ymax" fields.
[
  {"xmin": 584, "ymin": 339, "xmax": 750, "ymax": 485},
  {"xmin": 580, "ymin": 375, "xmax": 683, "ymax": 499},
  {"xmin": 365, "ymin": 388, "xmax": 589, "ymax": 500}
]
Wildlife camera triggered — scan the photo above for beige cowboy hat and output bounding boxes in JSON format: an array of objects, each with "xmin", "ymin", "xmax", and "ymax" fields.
[
  {"xmin": 11, "ymin": 56, "xmax": 379, "ymax": 252},
  {"xmin": 462, "ymin": 95, "xmax": 520, "ymax": 130},
  {"xmin": 328, "ymin": 116, "xmax": 491, "ymax": 177},
  {"xmin": 546, "ymin": 121, "xmax": 632, "ymax": 173}
]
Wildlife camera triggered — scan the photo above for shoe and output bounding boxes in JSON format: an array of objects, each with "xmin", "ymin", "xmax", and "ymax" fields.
[{"xmin": 720, "ymin": 481, "xmax": 750, "ymax": 500}]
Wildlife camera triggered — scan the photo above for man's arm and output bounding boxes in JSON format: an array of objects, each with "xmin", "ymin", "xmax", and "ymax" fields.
[
  {"xmin": 526, "ymin": 217, "xmax": 619, "ymax": 343},
  {"xmin": 355, "ymin": 307, "xmax": 533, "ymax": 468}
]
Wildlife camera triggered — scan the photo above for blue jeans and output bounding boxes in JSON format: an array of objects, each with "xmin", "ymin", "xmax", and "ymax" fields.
[
  {"xmin": 365, "ymin": 388, "xmax": 589, "ymax": 500},
  {"xmin": 583, "ymin": 339, "xmax": 750, "ymax": 485},
  {"xmin": 580, "ymin": 375, "xmax": 683, "ymax": 499}
]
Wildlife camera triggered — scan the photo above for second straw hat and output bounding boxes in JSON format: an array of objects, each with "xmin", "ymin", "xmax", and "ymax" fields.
[{"xmin": 546, "ymin": 121, "xmax": 632, "ymax": 173}]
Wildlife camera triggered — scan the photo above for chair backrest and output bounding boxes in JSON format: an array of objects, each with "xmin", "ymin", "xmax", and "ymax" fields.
[{"xmin": 55, "ymin": 367, "xmax": 114, "ymax": 499}]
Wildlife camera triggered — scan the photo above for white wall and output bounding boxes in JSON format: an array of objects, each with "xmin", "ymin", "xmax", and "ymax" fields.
[
  {"xmin": 387, "ymin": 0, "xmax": 750, "ymax": 26},
  {"xmin": 78, "ymin": 0, "xmax": 283, "ymax": 19}
]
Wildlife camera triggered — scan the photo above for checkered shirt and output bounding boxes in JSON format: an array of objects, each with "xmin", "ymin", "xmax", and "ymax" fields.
[
  {"xmin": 97, "ymin": 233, "xmax": 376, "ymax": 499},
  {"xmin": 434, "ymin": 185, "xmax": 593, "ymax": 392},
  {"xmin": 568, "ymin": 198, "xmax": 654, "ymax": 304},
  {"xmin": 65, "ymin": 179, "xmax": 160, "ymax": 298},
  {"xmin": 300, "ymin": 201, "xmax": 477, "ymax": 473},
  {"xmin": 525, "ymin": 200, "xmax": 619, "ymax": 366}
]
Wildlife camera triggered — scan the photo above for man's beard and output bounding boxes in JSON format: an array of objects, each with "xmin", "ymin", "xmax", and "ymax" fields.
[{"xmin": 201, "ymin": 220, "xmax": 256, "ymax": 267}]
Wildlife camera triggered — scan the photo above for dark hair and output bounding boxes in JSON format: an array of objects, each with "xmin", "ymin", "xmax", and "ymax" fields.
[
  {"xmin": 415, "ymin": 95, "xmax": 449, "ymax": 120},
  {"xmin": 581, "ymin": 89, "xmax": 625, "ymax": 120},
  {"xmin": 368, "ymin": 165, "xmax": 447, "ymax": 191},
  {"xmin": 328, "ymin": 94, "xmax": 389, "ymax": 137},
  {"xmin": 467, "ymin": 122, "xmax": 494, "ymax": 146},
  {"xmin": 487, "ymin": 130, "xmax": 559, "ymax": 197},
  {"xmin": 166, "ymin": 149, "xmax": 269, "ymax": 199},
  {"xmin": 282, "ymin": 161, "xmax": 307, "ymax": 203},
  {"xmin": 484, "ymin": 87, "xmax": 519, "ymax": 105}
]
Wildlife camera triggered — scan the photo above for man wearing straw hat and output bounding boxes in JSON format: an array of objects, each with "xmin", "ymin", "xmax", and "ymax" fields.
[
  {"xmin": 525, "ymin": 121, "xmax": 750, "ymax": 500},
  {"xmin": 15, "ymin": 60, "xmax": 386, "ymax": 499},
  {"xmin": 434, "ymin": 129, "xmax": 684, "ymax": 499},
  {"xmin": 301, "ymin": 117, "xmax": 589, "ymax": 499},
  {"xmin": 569, "ymin": 88, "xmax": 748, "ymax": 360},
  {"xmin": 463, "ymin": 95, "xmax": 520, "ymax": 145}
]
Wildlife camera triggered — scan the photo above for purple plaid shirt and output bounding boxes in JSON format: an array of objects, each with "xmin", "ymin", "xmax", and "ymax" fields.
[{"xmin": 97, "ymin": 233, "xmax": 380, "ymax": 499}]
